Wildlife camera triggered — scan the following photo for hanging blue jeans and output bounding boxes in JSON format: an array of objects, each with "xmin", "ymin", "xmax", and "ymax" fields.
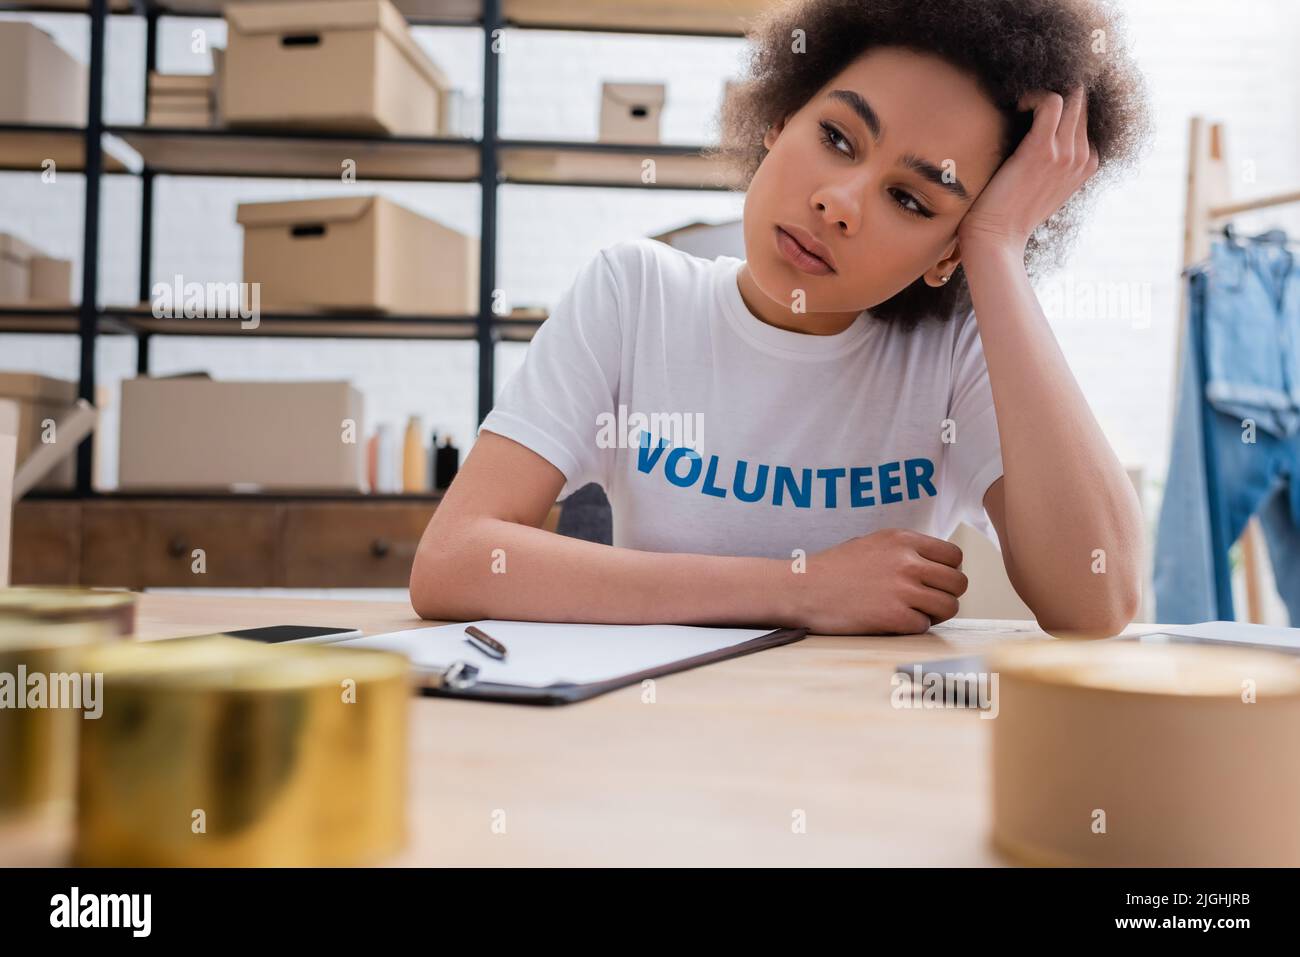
[{"xmin": 1154, "ymin": 235, "xmax": 1300, "ymax": 624}]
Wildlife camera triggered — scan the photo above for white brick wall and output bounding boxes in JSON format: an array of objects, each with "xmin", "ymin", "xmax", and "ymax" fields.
[{"xmin": 4, "ymin": 2, "xmax": 1300, "ymax": 608}]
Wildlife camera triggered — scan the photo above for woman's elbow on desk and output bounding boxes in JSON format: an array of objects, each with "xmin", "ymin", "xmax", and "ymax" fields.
[
  {"xmin": 408, "ymin": 547, "xmax": 452, "ymax": 621},
  {"xmin": 1033, "ymin": 579, "xmax": 1143, "ymax": 639},
  {"xmin": 408, "ymin": 519, "xmax": 482, "ymax": 621}
]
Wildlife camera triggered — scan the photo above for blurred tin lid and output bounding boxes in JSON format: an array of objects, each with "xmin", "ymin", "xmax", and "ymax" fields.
[
  {"xmin": 0, "ymin": 617, "xmax": 119, "ymax": 653},
  {"xmin": 0, "ymin": 587, "xmax": 136, "ymax": 637},
  {"xmin": 987, "ymin": 638, "xmax": 1300, "ymax": 698},
  {"xmin": 84, "ymin": 634, "xmax": 409, "ymax": 691}
]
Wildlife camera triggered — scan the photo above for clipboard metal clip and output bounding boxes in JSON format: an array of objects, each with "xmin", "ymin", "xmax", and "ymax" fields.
[{"xmin": 438, "ymin": 659, "xmax": 479, "ymax": 691}]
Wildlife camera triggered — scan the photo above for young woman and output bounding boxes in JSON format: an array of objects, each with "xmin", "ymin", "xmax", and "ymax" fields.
[{"xmin": 411, "ymin": 0, "xmax": 1153, "ymax": 636}]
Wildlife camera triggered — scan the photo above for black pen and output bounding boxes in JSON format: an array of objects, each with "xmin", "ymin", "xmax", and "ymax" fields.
[{"xmin": 464, "ymin": 625, "xmax": 508, "ymax": 661}]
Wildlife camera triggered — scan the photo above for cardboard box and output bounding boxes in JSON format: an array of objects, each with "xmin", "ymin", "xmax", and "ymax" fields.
[
  {"xmin": 28, "ymin": 256, "xmax": 74, "ymax": 304},
  {"xmin": 212, "ymin": 47, "xmax": 226, "ymax": 126},
  {"xmin": 0, "ymin": 234, "xmax": 75, "ymax": 305},
  {"xmin": 599, "ymin": 81, "xmax": 665, "ymax": 144},
  {"xmin": 118, "ymin": 376, "xmax": 364, "ymax": 491},
  {"xmin": 237, "ymin": 195, "xmax": 478, "ymax": 314},
  {"xmin": 149, "ymin": 72, "xmax": 212, "ymax": 94},
  {"xmin": 0, "ymin": 22, "xmax": 88, "ymax": 126},
  {"xmin": 652, "ymin": 219, "xmax": 743, "ymax": 260},
  {"xmin": 146, "ymin": 112, "xmax": 212, "ymax": 128},
  {"xmin": 505, "ymin": 0, "xmax": 772, "ymax": 34},
  {"xmin": 148, "ymin": 93, "xmax": 211, "ymax": 108},
  {"xmin": 0, "ymin": 372, "xmax": 78, "ymax": 491},
  {"xmin": 222, "ymin": 0, "xmax": 448, "ymax": 136},
  {"xmin": 147, "ymin": 70, "xmax": 218, "ymax": 127},
  {"xmin": 147, "ymin": 102, "xmax": 214, "ymax": 128},
  {"xmin": 0, "ymin": 234, "xmax": 33, "ymax": 305}
]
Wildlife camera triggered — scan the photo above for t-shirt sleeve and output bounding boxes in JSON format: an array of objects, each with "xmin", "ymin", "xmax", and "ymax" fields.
[
  {"xmin": 941, "ymin": 308, "xmax": 1004, "ymax": 548},
  {"xmin": 477, "ymin": 248, "xmax": 623, "ymax": 499}
]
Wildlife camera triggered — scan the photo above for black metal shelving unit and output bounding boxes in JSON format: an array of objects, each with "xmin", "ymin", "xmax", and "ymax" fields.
[{"xmin": 0, "ymin": 0, "xmax": 749, "ymax": 497}]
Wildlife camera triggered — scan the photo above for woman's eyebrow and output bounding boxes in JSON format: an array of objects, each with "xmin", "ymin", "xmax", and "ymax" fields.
[
  {"xmin": 827, "ymin": 88, "xmax": 970, "ymax": 201},
  {"xmin": 899, "ymin": 153, "xmax": 970, "ymax": 202},
  {"xmin": 829, "ymin": 89, "xmax": 885, "ymax": 140}
]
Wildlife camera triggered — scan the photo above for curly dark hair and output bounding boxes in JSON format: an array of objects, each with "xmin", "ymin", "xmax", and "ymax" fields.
[{"xmin": 705, "ymin": 0, "xmax": 1154, "ymax": 329}]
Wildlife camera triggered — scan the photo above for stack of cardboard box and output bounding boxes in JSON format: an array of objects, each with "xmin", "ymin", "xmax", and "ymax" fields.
[
  {"xmin": 146, "ymin": 53, "xmax": 224, "ymax": 128},
  {"xmin": 0, "ymin": 234, "xmax": 73, "ymax": 306}
]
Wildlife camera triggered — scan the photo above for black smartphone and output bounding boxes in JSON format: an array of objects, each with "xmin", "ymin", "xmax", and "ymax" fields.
[{"xmin": 222, "ymin": 625, "xmax": 363, "ymax": 645}]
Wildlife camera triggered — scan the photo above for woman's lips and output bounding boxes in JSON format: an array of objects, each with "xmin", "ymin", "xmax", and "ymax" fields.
[{"xmin": 775, "ymin": 226, "xmax": 834, "ymax": 276}]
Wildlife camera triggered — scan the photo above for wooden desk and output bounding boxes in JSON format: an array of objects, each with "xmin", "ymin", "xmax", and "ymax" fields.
[{"xmin": 119, "ymin": 594, "xmax": 1161, "ymax": 865}]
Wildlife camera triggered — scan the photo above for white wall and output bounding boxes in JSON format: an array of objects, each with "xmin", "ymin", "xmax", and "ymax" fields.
[{"xmin": 3, "ymin": 2, "xmax": 1300, "ymax": 610}]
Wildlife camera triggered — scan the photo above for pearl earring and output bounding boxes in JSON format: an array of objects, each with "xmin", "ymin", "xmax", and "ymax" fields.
[{"xmin": 939, "ymin": 275, "xmax": 950, "ymax": 284}]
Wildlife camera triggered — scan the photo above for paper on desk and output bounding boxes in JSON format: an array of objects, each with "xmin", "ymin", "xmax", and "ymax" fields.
[
  {"xmin": 334, "ymin": 620, "xmax": 774, "ymax": 688},
  {"xmin": 1138, "ymin": 620, "xmax": 1300, "ymax": 653}
]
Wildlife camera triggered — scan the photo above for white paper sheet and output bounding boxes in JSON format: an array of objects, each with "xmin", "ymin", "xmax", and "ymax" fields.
[
  {"xmin": 1135, "ymin": 620, "xmax": 1300, "ymax": 653},
  {"xmin": 335, "ymin": 620, "xmax": 775, "ymax": 688}
]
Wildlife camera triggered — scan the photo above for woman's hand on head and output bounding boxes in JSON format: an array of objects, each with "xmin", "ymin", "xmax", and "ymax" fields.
[{"xmin": 956, "ymin": 85, "xmax": 1100, "ymax": 258}]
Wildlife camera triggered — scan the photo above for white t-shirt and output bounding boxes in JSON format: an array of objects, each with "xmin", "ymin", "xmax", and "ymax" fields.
[{"xmin": 480, "ymin": 238, "xmax": 1004, "ymax": 559}]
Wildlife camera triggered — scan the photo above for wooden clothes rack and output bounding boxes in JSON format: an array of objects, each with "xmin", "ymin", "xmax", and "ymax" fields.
[{"xmin": 1178, "ymin": 116, "xmax": 1300, "ymax": 623}]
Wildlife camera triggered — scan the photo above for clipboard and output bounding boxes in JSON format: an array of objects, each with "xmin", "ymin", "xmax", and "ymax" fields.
[{"xmin": 336, "ymin": 622, "xmax": 809, "ymax": 706}]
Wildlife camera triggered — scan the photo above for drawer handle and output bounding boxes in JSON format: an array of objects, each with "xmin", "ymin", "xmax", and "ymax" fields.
[
  {"xmin": 167, "ymin": 536, "xmax": 188, "ymax": 558},
  {"xmin": 371, "ymin": 539, "xmax": 417, "ymax": 559}
]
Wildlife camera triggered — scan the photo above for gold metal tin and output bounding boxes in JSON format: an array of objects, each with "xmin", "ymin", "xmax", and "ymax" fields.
[
  {"xmin": 988, "ymin": 639, "xmax": 1300, "ymax": 866},
  {"xmin": 75, "ymin": 635, "xmax": 411, "ymax": 867},
  {"xmin": 0, "ymin": 618, "xmax": 119, "ymax": 823},
  {"xmin": 0, "ymin": 586, "xmax": 137, "ymax": 637}
]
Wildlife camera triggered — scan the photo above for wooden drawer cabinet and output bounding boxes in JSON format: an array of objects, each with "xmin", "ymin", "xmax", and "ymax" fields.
[
  {"xmin": 281, "ymin": 502, "xmax": 436, "ymax": 588},
  {"xmin": 9, "ymin": 501, "xmax": 81, "ymax": 585},
  {"xmin": 11, "ymin": 495, "xmax": 442, "ymax": 589},
  {"xmin": 82, "ymin": 503, "xmax": 280, "ymax": 589}
]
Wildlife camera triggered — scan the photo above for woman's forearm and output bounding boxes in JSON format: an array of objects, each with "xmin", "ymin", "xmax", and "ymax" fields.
[
  {"xmin": 410, "ymin": 515, "xmax": 791, "ymax": 626},
  {"xmin": 961, "ymin": 241, "xmax": 1144, "ymax": 632}
]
